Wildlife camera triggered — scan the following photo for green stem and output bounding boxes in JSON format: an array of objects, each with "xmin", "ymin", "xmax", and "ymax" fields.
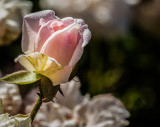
[
  {"xmin": 0, "ymin": 98, "xmax": 4, "ymax": 114},
  {"xmin": 30, "ymin": 95, "xmax": 42, "ymax": 123}
]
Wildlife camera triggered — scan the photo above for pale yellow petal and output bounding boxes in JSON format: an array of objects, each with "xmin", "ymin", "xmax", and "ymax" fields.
[
  {"xmin": 15, "ymin": 54, "xmax": 36, "ymax": 71},
  {"xmin": 16, "ymin": 52, "xmax": 64, "ymax": 85}
]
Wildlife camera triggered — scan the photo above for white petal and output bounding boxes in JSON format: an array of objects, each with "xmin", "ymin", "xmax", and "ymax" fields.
[{"xmin": 50, "ymin": 66, "xmax": 72, "ymax": 85}]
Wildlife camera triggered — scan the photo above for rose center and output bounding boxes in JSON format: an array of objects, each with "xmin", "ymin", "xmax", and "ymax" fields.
[{"xmin": 52, "ymin": 20, "xmax": 65, "ymax": 32}]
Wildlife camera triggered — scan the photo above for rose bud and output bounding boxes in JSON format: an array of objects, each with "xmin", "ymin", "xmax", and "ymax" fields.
[{"xmin": 15, "ymin": 10, "xmax": 91, "ymax": 85}]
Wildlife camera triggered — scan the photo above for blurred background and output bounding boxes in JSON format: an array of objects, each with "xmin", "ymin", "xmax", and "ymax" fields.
[{"xmin": 0, "ymin": 0, "xmax": 160, "ymax": 127}]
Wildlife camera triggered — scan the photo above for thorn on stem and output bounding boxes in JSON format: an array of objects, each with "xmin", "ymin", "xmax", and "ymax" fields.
[
  {"xmin": 51, "ymin": 100, "xmax": 55, "ymax": 103},
  {"xmin": 73, "ymin": 78, "xmax": 79, "ymax": 82},
  {"xmin": 59, "ymin": 88, "xmax": 64, "ymax": 96},
  {"xmin": 42, "ymin": 98, "xmax": 47, "ymax": 102},
  {"xmin": 37, "ymin": 92, "xmax": 41, "ymax": 97}
]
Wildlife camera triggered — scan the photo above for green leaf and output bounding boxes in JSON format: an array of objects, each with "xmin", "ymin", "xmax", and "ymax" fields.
[
  {"xmin": 0, "ymin": 71, "xmax": 42, "ymax": 85},
  {"xmin": 40, "ymin": 77, "xmax": 60, "ymax": 102}
]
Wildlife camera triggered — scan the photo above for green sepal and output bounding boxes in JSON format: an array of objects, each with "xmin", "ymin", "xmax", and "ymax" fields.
[
  {"xmin": 40, "ymin": 76, "xmax": 60, "ymax": 102},
  {"xmin": 0, "ymin": 70, "xmax": 42, "ymax": 85}
]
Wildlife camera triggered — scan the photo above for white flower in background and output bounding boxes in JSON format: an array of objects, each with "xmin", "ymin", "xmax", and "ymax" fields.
[
  {"xmin": 25, "ymin": 77, "xmax": 130, "ymax": 127},
  {"xmin": 0, "ymin": 79, "xmax": 31, "ymax": 126},
  {"xmin": 75, "ymin": 94, "xmax": 130, "ymax": 127},
  {"xmin": 124, "ymin": 0, "xmax": 141, "ymax": 5},
  {"xmin": 39, "ymin": 0, "xmax": 131, "ymax": 37},
  {"xmin": 0, "ymin": 82, "xmax": 22, "ymax": 115},
  {"xmin": 0, "ymin": 113, "xmax": 31, "ymax": 127},
  {"xmin": 0, "ymin": 0, "xmax": 32, "ymax": 46},
  {"xmin": 55, "ymin": 77, "xmax": 83, "ymax": 109}
]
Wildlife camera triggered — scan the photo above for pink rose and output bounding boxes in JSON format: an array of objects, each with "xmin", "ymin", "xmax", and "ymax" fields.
[{"xmin": 16, "ymin": 10, "xmax": 91, "ymax": 85}]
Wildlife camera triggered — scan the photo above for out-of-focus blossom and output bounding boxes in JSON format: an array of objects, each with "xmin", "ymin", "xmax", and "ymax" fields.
[
  {"xmin": 125, "ymin": 0, "xmax": 141, "ymax": 5},
  {"xmin": 55, "ymin": 77, "xmax": 83, "ymax": 109},
  {"xmin": 133, "ymin": 0, "xmax": 160, "ymax": 37},
  {"xmin": 0, "ymin": 113, "xmax": 31, "ymax": 127},
  {"xmin": 24, "ymin": 88, "xmax": 39, "ymax": 114},
  {"xmin": 0, "ymin": 0, "xmax": 32, "ymax": 46},
  {"xmin": 16, "ymin": 10, "xmax": 91, "ymax": 85},
  {"xmin": 76, "ymin": 94, "xmax": 130, "ymax": 127},
  {"xmin": 39, "ymin": 0, "xmax": 131, "ymax": 37},
  {"xmin": 25, "ymin": 77, "xmax": 130, "ymax": 127},
  {"xmin": 0, "ymin": 82, "xmax": 22, "ymax": 115}
]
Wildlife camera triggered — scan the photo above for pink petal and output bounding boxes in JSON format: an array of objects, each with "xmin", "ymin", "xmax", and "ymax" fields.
[
  {"xmin": 22, "ymin": 10, "xmax": 55, "ymax": 53},
  {"xmin": 41, "ymin": 23, "xmax": 79, "ymax": 66},
  {"xmin": 35, "ymin": 21, "xmax": 54, "ymax": 52},
  {"xmin": 35, "ymin": 17, "xmax": 74, "ymax": 52},
  {"xmin": 62, "ymin": 17, "xmax": 74, "ymax": 26},
  {"xmin": 69, "ymin": 28, "xmax": 91, "ymax": 67}
]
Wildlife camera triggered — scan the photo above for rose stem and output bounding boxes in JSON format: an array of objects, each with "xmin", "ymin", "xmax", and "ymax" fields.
[
  {"xmin": 30, "ymin": 96, "xmax": 42, "ymax": 123},
  {"xmin": 30, "ymin": 82, "xmax": 43, "ymax": 123}
]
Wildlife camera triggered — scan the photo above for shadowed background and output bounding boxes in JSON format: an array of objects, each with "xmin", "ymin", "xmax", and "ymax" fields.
[{"xmin": 0, "ymin": 0, "xmax": 160, "ymax": 127}]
